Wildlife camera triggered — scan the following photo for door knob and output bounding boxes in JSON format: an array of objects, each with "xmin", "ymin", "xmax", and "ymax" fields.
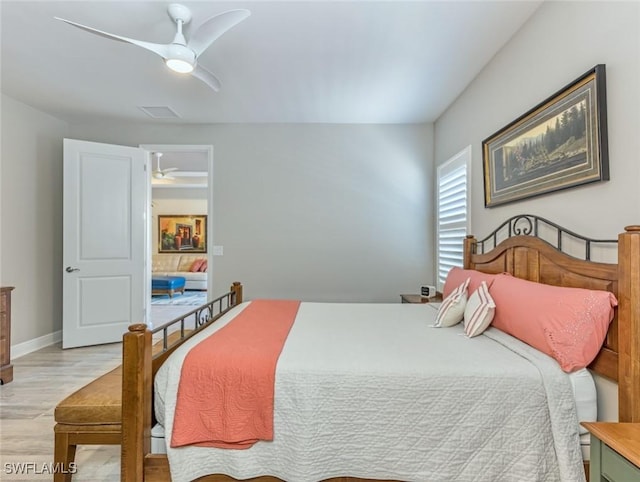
[{"xmin": 65, "ymin": 266, "xmax": 80, "ymax": 273}]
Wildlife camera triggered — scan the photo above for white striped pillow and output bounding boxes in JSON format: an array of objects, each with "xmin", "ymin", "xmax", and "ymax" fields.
[
  {"xmin": 463, "ymin": 281, "xmax": 496, "ymax": 337},
  {"xmin": 433, "ymin": 277, "xmax": 470, "ymax": 327}
]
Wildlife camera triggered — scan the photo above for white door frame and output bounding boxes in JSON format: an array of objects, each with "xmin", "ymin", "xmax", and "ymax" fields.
[{"xmin": 140, "ymin": 144, "xmax": 214, "ymax": 317}]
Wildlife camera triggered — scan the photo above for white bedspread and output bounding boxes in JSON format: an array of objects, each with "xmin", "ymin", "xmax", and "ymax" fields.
[{"xmin": 155, "ymin": 302, "xmax": 585, "ymax": 482}]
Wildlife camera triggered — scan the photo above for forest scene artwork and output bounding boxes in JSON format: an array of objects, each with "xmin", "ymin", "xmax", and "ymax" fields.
[
  {"xmin": 159, "ymin": 215, "xmax": 207, "ymax": 253},
  {"xmin": 483, "ymin": 65, "xmax": 608, "ymax": 207}
]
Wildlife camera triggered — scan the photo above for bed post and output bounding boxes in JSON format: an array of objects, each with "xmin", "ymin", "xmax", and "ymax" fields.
[
  {"xmin": 231, "ymin": 281, "xmax": 243, "ymax": 304},
  {"xmin": 617, "ymin": 226, "xmax": 640, "ymax": 422},
  {"xmin": 121, "ymin": 324, "xmax": 152, "ymax": 481},
  {"xmin": 464, "ymin": 235, "xmax": 476, "ymax": 269}
]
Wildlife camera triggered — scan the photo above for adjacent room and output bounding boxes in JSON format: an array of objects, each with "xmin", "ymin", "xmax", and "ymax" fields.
[
  {"xmin": 149, "ymin": 148, "xmax": 211, "ymax": 325},
  {"xmin": 1, "ymin": 1, "xmax": 639, "ymax": 481}
]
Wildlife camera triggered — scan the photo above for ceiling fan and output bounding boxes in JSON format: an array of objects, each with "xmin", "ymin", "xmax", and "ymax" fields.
[
  {"xmin": 152, "ymin": 152, "xmax": 178, "ymax": 180},
  {"xmin": 55, "ymin": 4, "xmax": 250, "ymax": 92}
]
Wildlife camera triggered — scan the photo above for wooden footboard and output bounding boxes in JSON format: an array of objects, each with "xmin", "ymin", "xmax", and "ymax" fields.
[{"xmin": 121, "ymin": 282, "xmax": 243, "ymax": 481}]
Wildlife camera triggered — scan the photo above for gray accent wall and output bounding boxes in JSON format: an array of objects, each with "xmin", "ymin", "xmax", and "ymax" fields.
[
  {"xmin": 2, "ymin": 97, "xmax": 433, "ymax": 349},
  {"xmin": 69, "ymin": 123, "xmax": 435, "ymax": 302},
  {"xmin": 434, "ymin": 0, "xmax": 640, "ymax": 240}
]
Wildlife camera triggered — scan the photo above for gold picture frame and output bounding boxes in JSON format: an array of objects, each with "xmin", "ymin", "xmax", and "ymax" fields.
[{"xmin": 158, "ymin": 214, "xmax": 207, "ymax": 253}]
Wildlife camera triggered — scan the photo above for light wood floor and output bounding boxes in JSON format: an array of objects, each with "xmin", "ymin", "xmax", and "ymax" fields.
[
  {"xmin": 0, "ymin": 342, "xmax": 122, "ymax": 481},
  {"xmin": 0, "ymin": 304, "xmax": 194, "ymax": 481}
]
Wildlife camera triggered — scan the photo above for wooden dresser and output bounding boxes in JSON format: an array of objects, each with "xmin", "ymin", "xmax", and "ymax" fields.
[{"xmin": 1, "ymin": 286, "xmax": 15, "ymax": 384}]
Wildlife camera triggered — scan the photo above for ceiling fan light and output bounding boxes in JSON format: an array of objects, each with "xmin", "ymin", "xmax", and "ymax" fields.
[
  {"xmin": 164, "ymin": 44, "xmax": 196, "ymax": 73},
  {"xmin": 166, "ymin": 58, "xmax": 194, "ymax": 73}
]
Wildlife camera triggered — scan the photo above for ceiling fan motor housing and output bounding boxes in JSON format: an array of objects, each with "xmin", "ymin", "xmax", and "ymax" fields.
[{"xmin": 167, "ymin": 4, "xmax": 193, "ymax": 24}]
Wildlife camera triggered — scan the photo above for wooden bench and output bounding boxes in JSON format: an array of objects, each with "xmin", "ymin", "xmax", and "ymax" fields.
[
  {"xmin": 54, "ymin": 365, "xmax": 122, "ymax": 482},
  {"xmin": 53, "ymin": 330, "xmax": 191, "ymax": 481}
]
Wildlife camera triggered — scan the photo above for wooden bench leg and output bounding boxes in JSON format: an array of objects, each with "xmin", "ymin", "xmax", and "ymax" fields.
[
  {"xmin": 54, "ymin": 424, "xmax": 121, "ymax": 481},
  {"xmin": 54, "ymin": 429, "xmax": 76, "ymax": 482}
]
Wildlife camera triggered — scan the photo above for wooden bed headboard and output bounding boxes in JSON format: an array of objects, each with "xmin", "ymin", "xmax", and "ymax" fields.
[{"xmin": 463, "ymin": 215, "xmax": 640, "ymax": 422}]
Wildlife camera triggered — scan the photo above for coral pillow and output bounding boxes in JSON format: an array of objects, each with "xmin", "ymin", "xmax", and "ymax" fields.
[
  {"xmin": 443, "ymin": 267, "xmax": 500, "ymax": 299},
  {"xmin": 490, "ymin": 275, "xmax": 617, "ymax": 372},
  {"xmin": 433, "ymin": 278, "xmax": 470, "ymax": 328},
  {"xmin": 198, "ymin": 259, "xmax": 208, "ymax": 272},
  {"xmin": 463, "ymin": 281, "xmax": 496, "ymax": 338},
  {"xmin": 190, "ymin": 259, "xmax": 205, "ymax": 272}
]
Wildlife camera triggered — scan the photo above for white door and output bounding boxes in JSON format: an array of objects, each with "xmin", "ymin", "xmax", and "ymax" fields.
[{"xmin": 63, "ymin": 139, "xmax": 148, "ymax": 348}]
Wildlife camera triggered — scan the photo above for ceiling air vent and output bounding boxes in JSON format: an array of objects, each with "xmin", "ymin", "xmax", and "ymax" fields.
[{"xmin": 138, "ymin": 106, "xmax": 181, "ymax": 119}]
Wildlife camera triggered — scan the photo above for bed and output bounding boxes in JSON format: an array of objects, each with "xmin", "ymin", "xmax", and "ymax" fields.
[{"xmin": 121, "ymin": 215, "xmax": 640, "ymax": 481}]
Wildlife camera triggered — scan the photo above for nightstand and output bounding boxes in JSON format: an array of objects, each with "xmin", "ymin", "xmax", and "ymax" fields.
[
  {"xmin": 581, "ymin": 422, "xmax": 640, "ymax": 482},
  {"xmin": 400, "ymin": 294, "xmax": 442, "ymax": 304}
]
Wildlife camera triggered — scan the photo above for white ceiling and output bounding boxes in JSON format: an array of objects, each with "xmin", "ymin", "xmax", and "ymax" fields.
[{"xmin": 1, "ymin": 1, "xmax": 542, "ymax": 125}]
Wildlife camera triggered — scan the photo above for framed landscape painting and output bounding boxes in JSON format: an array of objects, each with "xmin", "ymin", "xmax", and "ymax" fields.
[
  {"xmin": 483, "ymin": 64, "xmax": 609, "ymax": 207},
  {"xmin": 158, "ymin": 215, "xmax": 207, "ymax": 253}
]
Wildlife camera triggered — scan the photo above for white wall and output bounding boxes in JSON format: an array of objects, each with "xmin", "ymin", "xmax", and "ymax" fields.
[
  {"xmin": 69, "ymin": 123, "xmax": 434, "ymax": 301},
  {"xmin": 434, "ymin": 0, "xmax": 640, "ymax": 241},
  {"xmin": 152, "ymin": 189, "xmax": 207, "ymax": 255},
  {"xmin": 1, "ymin": 94, "xmax": 68, "ymax": 345}
]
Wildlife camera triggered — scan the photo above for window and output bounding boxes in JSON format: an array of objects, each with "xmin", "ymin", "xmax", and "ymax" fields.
[{"xmin": 436, "ymin": 146, "xmax": 471, "ymax": 290}]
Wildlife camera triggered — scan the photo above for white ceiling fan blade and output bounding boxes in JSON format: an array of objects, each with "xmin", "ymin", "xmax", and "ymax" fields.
[
  {"xmin": 153, "ymin": 171, "xmax": 176, "ymax": 180},
  {"xmin": 191, "ymin": 65, "xmax": 222, "ymax": 91},
  {"xmin": 171, "ymin": 171, "xmax": 208, "ymax": 178},
  {"xmin": 163, "ymin": 167, "xmax": 179, "ymax": 173},
  {"xmin": 188, "ymin": 9, "xmax": 250, "ymax": 57},
  {"xmin": 55, "ymin": 17, "xmax": 170, "ymax": 59}
]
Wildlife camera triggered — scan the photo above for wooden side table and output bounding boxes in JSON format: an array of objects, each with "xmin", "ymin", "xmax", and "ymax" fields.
[
  {"xmin": 582, "ymin": 422, "xmax": 640, "ymax": 482},
  {"xmin": 400, "ymin": 293, "xmax": 442, "ymax": 304}
]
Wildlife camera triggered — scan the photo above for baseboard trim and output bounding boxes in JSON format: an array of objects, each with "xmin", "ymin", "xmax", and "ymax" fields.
[{"xmin": 12, "ymin": 330, "xmax": 62, "ymax": 359}]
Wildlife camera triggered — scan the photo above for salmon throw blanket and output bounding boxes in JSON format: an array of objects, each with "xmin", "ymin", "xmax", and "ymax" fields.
[{"xmin": 171, "ymin": 300, "xmax": 300, "ymax": 449}]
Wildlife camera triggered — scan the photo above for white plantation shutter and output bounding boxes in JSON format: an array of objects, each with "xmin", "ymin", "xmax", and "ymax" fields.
[{"xmin": 437, "ymin": 147, "xmax": 470, "ymax": 290}]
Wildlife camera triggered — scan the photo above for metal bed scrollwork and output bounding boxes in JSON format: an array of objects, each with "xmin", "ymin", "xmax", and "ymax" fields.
[{"xmin": 471, "ymin": 214, "xmax": 617, "ymax": 261}]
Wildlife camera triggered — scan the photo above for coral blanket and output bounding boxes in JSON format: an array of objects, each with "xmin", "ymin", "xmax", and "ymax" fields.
[{"xmin": 171, "ymin": 300, "xmax": 300, "ymax": 449}]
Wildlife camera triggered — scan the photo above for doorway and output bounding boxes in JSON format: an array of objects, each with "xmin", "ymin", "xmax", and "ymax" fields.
[{"xmin": 140, "ymin": 144, "xmax": 214, "ymax": 328}]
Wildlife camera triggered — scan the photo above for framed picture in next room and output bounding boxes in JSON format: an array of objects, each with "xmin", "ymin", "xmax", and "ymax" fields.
[
  {"xmin": 158, "ymin": 215, "xmax": 207, "ymax": 253},
  {"xmin": 482, "ymin": 64, "xmax": 609, "ymax": 208}
]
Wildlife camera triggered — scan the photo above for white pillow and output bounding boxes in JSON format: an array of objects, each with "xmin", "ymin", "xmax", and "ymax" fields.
[
  {"xmin": 433, "ymin": 278, "xmax": 470, "ymax": 327},
  {"xmin": 463, "ymin": 281, "xmax": 496, "ymax": 337}
]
